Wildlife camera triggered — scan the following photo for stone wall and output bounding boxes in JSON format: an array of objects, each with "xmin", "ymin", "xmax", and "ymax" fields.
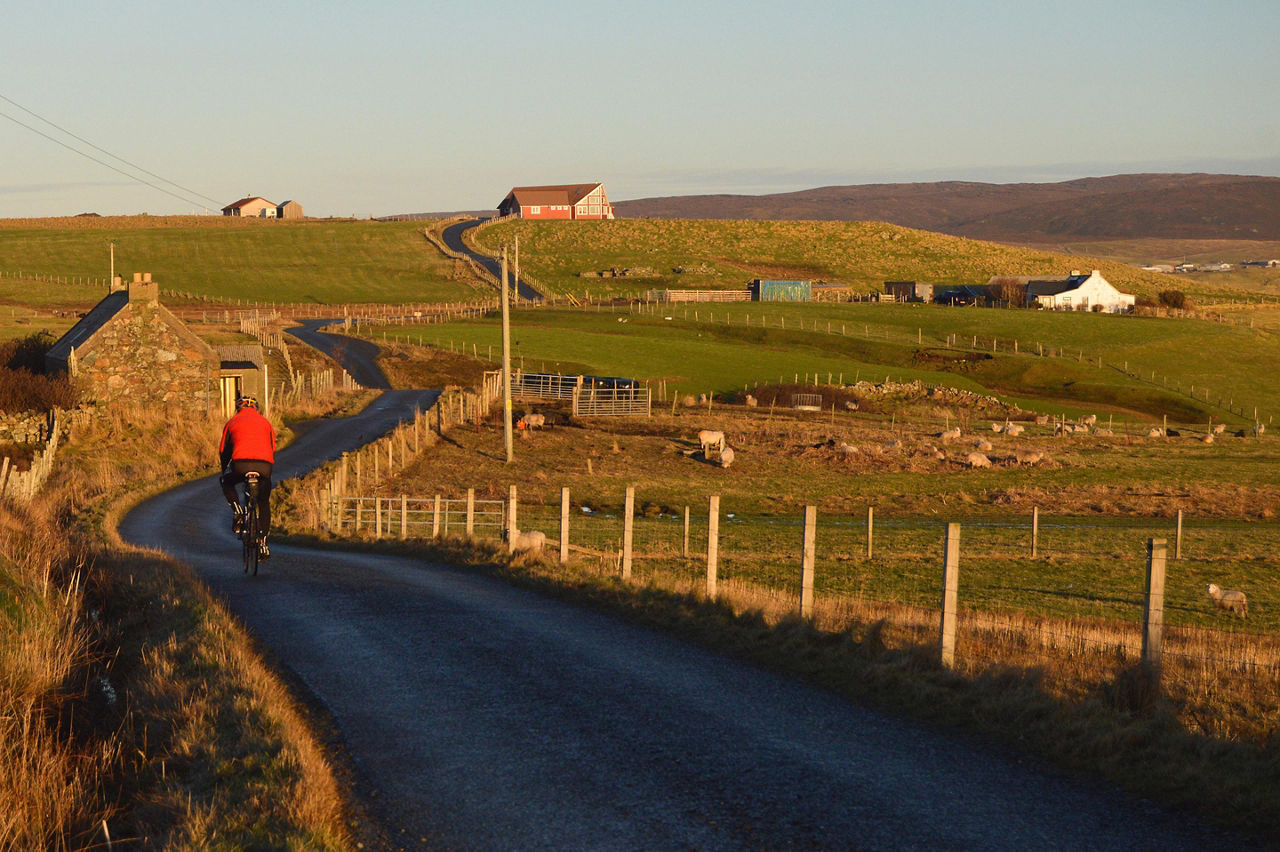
[{"xmin": 78, "ymin": 302, "xmax": 218, "ymax": 411}]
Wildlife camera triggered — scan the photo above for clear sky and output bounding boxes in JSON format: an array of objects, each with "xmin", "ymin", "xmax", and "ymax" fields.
[{"xmin": 3, "ymin": 0, "xmax": 1278, "ymax": 218}]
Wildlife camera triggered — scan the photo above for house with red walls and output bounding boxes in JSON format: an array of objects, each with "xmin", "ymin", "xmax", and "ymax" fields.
[{"xmin": 497, "ymin": 183, "xmax": 615, "ymax": 220}]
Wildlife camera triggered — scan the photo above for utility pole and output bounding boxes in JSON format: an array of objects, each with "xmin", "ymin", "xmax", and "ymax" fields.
[
  {"xmin": 513, "ymin": 235, "xmax": 520, "ymax": 304},
  {"xmin": 501, "ymin": 244, "xmax": 514, "ymax": 463},
  {"xmin": 109, "ymin": 241, "xmax": 115, "ymax": 291}
]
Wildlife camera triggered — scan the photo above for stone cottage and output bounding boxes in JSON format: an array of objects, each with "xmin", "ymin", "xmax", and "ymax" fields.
[{"xmin": 45, "ymin": 273, "xmax": 266, "ymax": 417}]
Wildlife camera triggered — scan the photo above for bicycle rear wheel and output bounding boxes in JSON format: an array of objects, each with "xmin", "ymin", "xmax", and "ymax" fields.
[{"xmin": 243, "ymin": 486, "xmax": 260, "ymax": 576}]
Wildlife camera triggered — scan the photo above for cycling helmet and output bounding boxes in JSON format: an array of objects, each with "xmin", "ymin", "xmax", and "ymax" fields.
[{"xmin": 236, "ymin": 395, "xmax": 259, "ymax": 411}]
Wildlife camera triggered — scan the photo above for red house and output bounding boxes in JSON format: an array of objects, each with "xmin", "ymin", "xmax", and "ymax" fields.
[{"xmin": 497, "ymin": 183, "xmax": 615, "ymax": 220}]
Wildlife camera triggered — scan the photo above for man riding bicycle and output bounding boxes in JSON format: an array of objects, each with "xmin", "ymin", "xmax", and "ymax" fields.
[{"xmin": 219, "ymin": 394, "xmax": 277, "ymax": 560}]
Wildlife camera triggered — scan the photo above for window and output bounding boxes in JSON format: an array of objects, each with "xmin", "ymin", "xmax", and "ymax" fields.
[{"xmin": 528, "ymin": 206, "xmax": 541, "ymax": 215}]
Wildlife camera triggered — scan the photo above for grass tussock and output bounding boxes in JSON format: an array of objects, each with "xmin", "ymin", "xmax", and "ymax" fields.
[{"xmin": 1, "ymin": 403, "xmax": 349, "ymax": 848}]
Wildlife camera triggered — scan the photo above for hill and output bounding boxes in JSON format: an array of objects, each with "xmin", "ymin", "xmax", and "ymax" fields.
[
  {"xmin": 614, "ymin": 174, "xmax": 1280, "ymax": 242},
  {"xmin": 474, "ymin": 217, "xmax": 1181, "ymax": 299}
]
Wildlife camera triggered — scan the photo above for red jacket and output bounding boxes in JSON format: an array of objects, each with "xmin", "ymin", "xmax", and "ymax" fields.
[{"xmin": 219, "ymin": 408, "xmax": 277, "ymax": 466}]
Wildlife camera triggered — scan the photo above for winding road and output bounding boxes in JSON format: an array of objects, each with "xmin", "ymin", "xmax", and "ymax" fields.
[
  {"xmin": 442, "ymin": 218, "xmax": 544, "ymax": 302},
  {"xmin": 116, "ymin": 327, "xmax": 1250, "ymax": 849}
]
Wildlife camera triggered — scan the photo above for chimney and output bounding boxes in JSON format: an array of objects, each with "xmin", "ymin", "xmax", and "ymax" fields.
[{"xmin": 128, "ymin": 272, "xmax": 159, "ymax": 305}]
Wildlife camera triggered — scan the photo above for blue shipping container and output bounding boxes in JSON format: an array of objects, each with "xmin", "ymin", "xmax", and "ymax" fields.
[{"xmin": 751, "ymin": 279, "xmax": 811, "ymax": 302}]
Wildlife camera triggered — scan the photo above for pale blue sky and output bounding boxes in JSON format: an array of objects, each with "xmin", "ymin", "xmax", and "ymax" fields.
[{"xmin": 3, "ymin": 1, "xmax": 1278, "ymax": 217}]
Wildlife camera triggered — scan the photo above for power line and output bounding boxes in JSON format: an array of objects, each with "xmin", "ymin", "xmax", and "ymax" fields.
[{"xmin": 0, "ymin": 92, "xmax": 221, "ymax": 209}]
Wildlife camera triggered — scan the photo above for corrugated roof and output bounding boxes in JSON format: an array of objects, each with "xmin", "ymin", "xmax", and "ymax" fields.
[
  {"xmin": 221, "ymin": 196, "xmax": 274, "ymax": 211},
  {"xmin": 500, "ymin": 183, "xmax": 604, "ymax": 208}
]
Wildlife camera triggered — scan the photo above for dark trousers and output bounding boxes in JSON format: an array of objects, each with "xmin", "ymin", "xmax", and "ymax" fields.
[{"xmin": 220, "ymin": 459, "xmax": 273, "ymax": 535}]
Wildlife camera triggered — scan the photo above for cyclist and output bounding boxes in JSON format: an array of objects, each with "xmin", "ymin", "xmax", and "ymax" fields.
[{"xmin": 219, "ymin": 394, "xmax": 277, "ymax": 560}]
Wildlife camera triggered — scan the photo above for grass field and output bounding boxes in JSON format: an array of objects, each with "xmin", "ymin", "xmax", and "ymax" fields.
[
  {"xmin": 469, "ymin": 218, "xmax": 1237, "ymax": 301},
  {"xmin": 0, "ymin": 216, "xmax": 478, "ymax": 304},
  {"xmin": 365, "ymin": 300, "xmax": 1280, "ymax": 427}
]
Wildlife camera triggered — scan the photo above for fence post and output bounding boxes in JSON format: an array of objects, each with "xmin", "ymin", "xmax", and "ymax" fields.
[
  {"xmin": 507, "ymin": 485, "xmax": 518, "ymax": 553},
  {"xmin": 466, "ymin": 488, "xmax": 475, "ymax": 537},
  {"xmin": 1175, "ymin": 510, "xmax": 1183, "ymax": 560},
  {"xmin": 706, "ymin": 495, "xmax": 720, "ymax": 599},
  {"xmin": 622, "ymin": 486, "xmax": 634, "ymax": 579},
  {"xmin": 1032, "ymin": 507, "xmax": 1039, "ymax": 558},
  {"xmin": 560, "ymin": 487, "xmax": 570, "ymax": 564},
  {"xmin": 1143, "ymin": 538, "xmax": 1167, "ymax": 678},
  {"xmin": 866, "ymin": 506, "xmax": 874, "ymax": 559},
  {"xmin": 800, "ymin": 506, "xmax": 816, "ymax": 618},
  {"xmin": 400, "ymin": 495, "xmax": 408, "ymax": 540},
  {"xmin": 683, "ymin": 506, "xmax": 690, "ymax": 558},
  {"xmin": 355, "ymin": 499, "xmax": 363, "ymax": 533},
  {"xmin": 433, "ymin": 494, "xmax": 441, "ymax": 538},
  {"xmin": 940, "ymin": 523, "xmax": 961, "ymax": 669}
]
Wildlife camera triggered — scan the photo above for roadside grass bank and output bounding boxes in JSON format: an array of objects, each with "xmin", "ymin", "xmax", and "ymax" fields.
[
  {"xmin": 1, "ymin": 402, "xmax": 354, "ymax": 848},
  {"xmin": 273, "ymin": 531, "xmax": 1280, "ymax": 842}
]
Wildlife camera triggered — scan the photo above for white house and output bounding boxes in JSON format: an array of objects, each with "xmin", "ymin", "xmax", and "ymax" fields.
[{"xmin": 1022, "ymin": 270, "xmax": 1135, "ymax": 313}]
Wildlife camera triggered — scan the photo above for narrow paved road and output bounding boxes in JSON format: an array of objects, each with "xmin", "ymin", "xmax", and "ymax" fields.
[
  {"xmin": 287, "ymin": 319, "xmax": 391, "ymax": 389},
  {"xmin": 116, "ymin": 394, "xmax": 1249, "ymax": 850},
  {"xmin": 441, "ymin": 218, "xmax": 544, "ymax": 302}
]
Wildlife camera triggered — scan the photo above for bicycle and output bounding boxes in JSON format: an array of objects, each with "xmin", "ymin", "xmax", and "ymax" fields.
[{"xmin": 241, "ymin": 471, "xmax": 261, "ymax": 576}]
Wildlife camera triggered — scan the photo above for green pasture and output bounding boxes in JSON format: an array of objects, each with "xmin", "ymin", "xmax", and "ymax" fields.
[
  {"xmin": 0, "ymin": 217, "xmax": 476, "ymax": 304},
  {"xmin": 366, "ymin": 300, "xmax": 1280, "ymax": 425},
  {"xmin": 471, "ymin": 218, "xmax": 1205, "ymax": 300}
]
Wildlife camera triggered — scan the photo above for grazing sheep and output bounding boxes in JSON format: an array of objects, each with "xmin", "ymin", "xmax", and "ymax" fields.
[
  {"xmin": 681, "ymin": 395, "xmax": 697, "ymax": 408},
  {"xmin": 974, "ymin": 438, "xmax": 993, "ymax": 452},
  {"xmin": 1213, "ymin": 423, "xmax": 1227, "ymax": 435},
  {"xmin": 697, "ymin": 429, "xmax": 725, "ymax": 457},
  {"xmin": 1034, "ymin": 414, "xmax": 1050, "ymax": 426},
  {"xmin": 940, "ymin": 428, "xmax": 962, "ymax": 444},
  {"xmin": 844, "ymin": 400, "xmax": 859, "ymax": 411},
  {"xmin": 1014, "ymin": 450, "xmax": 1044, "ymax": 465},
  {"xmin": 1093, "ymin": 427, "xmax": 1114, "ymax": 437},
  {"xmin": 1207, "ymin": 583, "xmax": 1248, "ymax": 619},
  {"xmin": 744, "ymin": 394, "xmax": 758, "ymax": 407},
  {"xmin": 966, "ymin": 452, "xmax": 992, "ymax": 468},
  {"xmin": 991, "ymin": 422, "xmax": 1003, "ymax": 432},
  {"xmin": 1081, "ymin": 414, "xmax": 1097, "ymax": 427},
  {"xmin": 1147, "ymin": 427, "xmax": 1164, "ymax": 438},
  {"xmin": 1003, "ymin": 422, "xmax": 1025, "ymax": 436},
  {"xmin": 718, "ymin": 446, "xmax": 736, "ymax": 468},
  {"xmin": 507, "ymin": 528, "xmax": 546, "ymax": 554},
  {"xmin": 518, "ymin": 413, "xmax": 546, "ymax": 429}
]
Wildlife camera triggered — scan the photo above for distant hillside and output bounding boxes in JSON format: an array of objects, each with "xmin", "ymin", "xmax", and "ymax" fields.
[{"xmin": 614, "ymin": 174, "xmax": 1280, "ymax": 242}]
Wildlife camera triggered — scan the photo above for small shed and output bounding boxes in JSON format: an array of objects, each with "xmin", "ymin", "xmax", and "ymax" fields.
[
  {"xmin": 884, "ymin": 281, "xmax": 934, "ymax": 303},
  {"xmin": 277, "ymin": 200, "xmax": 304, "ymax": 219},
  {"xmin": 751, "ymin": 279, "xmax": 811, "ymax": 302}
]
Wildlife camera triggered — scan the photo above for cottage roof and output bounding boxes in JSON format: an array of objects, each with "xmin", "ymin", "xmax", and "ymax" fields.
[
  {"xmin": 221, "ymin": 196, "xmax": 275, "ymax": 212},
  {"xmin": 45, "ymin": 291, "xmax": 129, "ymax": 366},
  {"xmin": 500, "ymin": 183, "xmax": 604, "ymax": 208}
]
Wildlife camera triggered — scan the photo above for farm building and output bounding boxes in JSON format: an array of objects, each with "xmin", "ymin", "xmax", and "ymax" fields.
[
  {"xmin": 1004, "ymin": 270, "xmax": 1135, "ymax": 313},
  {"xmin": 276, "ymin": 199, "xmax": 304, "ymax": 219},
  {"xmin": 934, "ymin": 284, "xmax": 994, "ymax": 306},
  {"xmin": 751, "ymin": 279, "xmax": 811, "ymax": 302},
  {"xmin": 45, "ymin": 274, "xmax": 266, "ymax": 416},
  {"xmin": 497, "ymin": 183, "xmax": 615, "ymax": 220},
  {"xmin": 222, "ymin": 196, "xmax": 277, "ymax": 218},
  {"xmin": 883, "ymin": 281, "xmax": 935, "ymax": 302}
]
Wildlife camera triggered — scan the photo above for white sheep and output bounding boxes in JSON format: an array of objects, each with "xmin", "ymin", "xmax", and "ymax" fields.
[
  {"xmin": 1081, "ymin": 414, "xmax": 1097, "ymax": 427},
  {"xmin": 1147, "ymin": 427, "xmax": 1164, "ymax": 438},
  {"xmin": 1034, "ymin": 414, "xmax": 1050, "ymax": 425},
  {"xmin": 744, "ymin": 394, "xmax": 758, "ymax": 407},
  {"xmin": 697, "ymin": 429, "xmax": 725, "ymax": 457},
  {"xmin": 1254, "ymin": 423, "xmax": 1266, "ymax": 437},
  {"xmin": 1014, "ymin": 449, "xmax": 1044, "ymax": 465},
  {"xmin": 1201, "ymin": 434, "xmax": 1214, "ymax": 444},
  {"xmin": 966, "ymin": 451, "xmax": 992, "ymax": 468},
  {"xmin": 940, "ymin": 428, "xmax": 962, "ymax": 444},
  {"xmin": 974, "ymin": 438, "xmax": 993, "ymax": 452},
  {"xmin": 844, "ymin": 401, "xmax": 859, "ymax": 411},
  {"xmin": 1206, "ymin": 583, "xmax": 1248, "ymax": 619},
  {"xmin": 518, "ymin": 413, "xmax": 546, "ymax": 429},
  {"xmin": 718, "ymin": 446, "xmax": 736, "ymax": 468},
  {"xmin": 507, "ymin": 528, "xmax": 546, "ymax": 554},
  {"xmin": 1212, "ymin": 423, "xmax": 1226, "ymax": 435},
  {"xmin": 1003, "ymin": 422, "xmax": 1025, "ymax": 436}
]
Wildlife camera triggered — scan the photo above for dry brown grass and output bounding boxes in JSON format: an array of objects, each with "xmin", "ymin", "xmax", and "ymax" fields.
[{"xmin": 1, "ymin": 404, "xmax": 350, "ymax": 848}]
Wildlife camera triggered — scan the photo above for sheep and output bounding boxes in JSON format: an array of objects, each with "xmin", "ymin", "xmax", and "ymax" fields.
[
  {"xmin": 965, "ymin": 452, "xmax": 992, "ymax": 468},
  {"xmin": 974, "ymin": 438, "xmax": 993, "ymax": 452},
  {"xmin": 744, "ymin": 394, "xmax": 758, "ymax": 407},
  {"xmin": 518, "ymin": 413, "xmax": 546, "ymax": 430},
  {"xmin": 1147, "ymin": 427, "xmax": 1164, "ymax": 438},
  {"xmin": 1206, "ymin": 583, "xmax": 1248, "ymax": 619},
  {"xmin": 697, "ymin": 429, "xmax": 725, "ymax": 458},
  {"xmin": 1093, "ymin": 428, "xmax": 1114, "ymax": 437},
  {"xmin": 718, "ymin": 446, "xmax": 736, "ymax": 468},
  {"xmin": 990, "ymin": 422, "xmax": 1003, "ymax": 433},
  {"xmin": 1212, "ymin": 423, "xmax": 1227, "ymax": 435},
  {"xmin": 844, "ymin": 400, "xmax": 859, "ymax": 411},
  {"xmin": 507, "ymin": 528, "xmax": 546, "ymax": 554},
  {"xmin": 1081, "ymin": 414, "xmax": 1097, "ymax": 427},
  {"xmin": 1034, "ymin": 414, "xmax": 1050, "ymax": 425},
  {"xmin": 1014, "ymin": 450, "xmax": 1044, "ymax": 465},
  {"xmin": 1200, "ymin": 434, "xmax": 1214, "ymax": 444},
  {"xmin": 1255, "ymin": 423, "xmax": 1267, "ymax": 437},
  {"xmin": 940, "ymin": 428, "xmax": 962, "ymax": 444},
  {"xmin": 1003, "ymin": 422, "xmax": 1025, "ymax": 436}
]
